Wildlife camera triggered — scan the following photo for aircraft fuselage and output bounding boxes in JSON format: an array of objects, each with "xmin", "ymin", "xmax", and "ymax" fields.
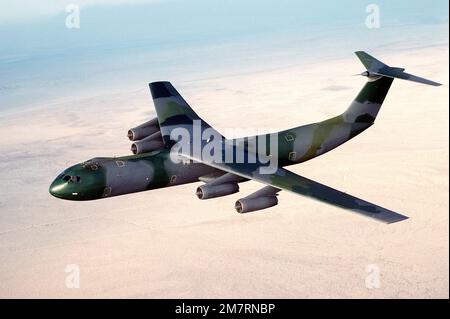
[
  {"xmin": 49, "ymin": 116, "xmax": 372, "ymax": 201},
  {"xmin": 49, "ymin": 150, "xmax": 219, "ymax": 201}
]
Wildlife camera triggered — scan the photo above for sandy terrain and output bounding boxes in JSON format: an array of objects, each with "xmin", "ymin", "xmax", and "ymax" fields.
[{"xmin": 0, "ymin": 45, "xmax": 448, "ymax": 298}]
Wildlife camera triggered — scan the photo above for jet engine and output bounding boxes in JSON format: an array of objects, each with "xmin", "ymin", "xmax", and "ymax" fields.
[
  {"xmin": 196, "ymin": 183, "xmax": 239, "ymax": 200},
  {"xmin": 127, "ymin": 118, "xmax": 160, "ymax": 141},
  {"xmin": 131, "ymin": 131, "xmax": 165, "ymax": 154},
  {"xmin": 235, "ymin": 196, "xmax": 278, "ymax": 213}
]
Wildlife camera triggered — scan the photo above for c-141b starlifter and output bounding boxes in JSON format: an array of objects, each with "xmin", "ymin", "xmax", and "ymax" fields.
[{"xmin": 50, "ymin": 52, "xmax": 442, "ymax": 223}]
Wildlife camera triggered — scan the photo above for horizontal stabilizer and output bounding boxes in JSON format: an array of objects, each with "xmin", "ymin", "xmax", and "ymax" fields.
[
  {"xmin": 375, "ymin": 69, "xmax": 442, "ymax": 86},
  {"xmin": 355, "ymin": 51, "xmax": 442, "ymax": 86}
]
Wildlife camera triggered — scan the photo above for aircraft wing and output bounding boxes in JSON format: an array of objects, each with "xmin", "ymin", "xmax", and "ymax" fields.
[
  {"xmin": 150, "ymin": 80, "xmax": 408, "ymax": 223},
  {"xmin": 149, "ymin": 81, "xmax": 224, "ymax": 146},
  {"xmin": 182, "ymin": 149, "xmax": 409, "ymax": 224}
]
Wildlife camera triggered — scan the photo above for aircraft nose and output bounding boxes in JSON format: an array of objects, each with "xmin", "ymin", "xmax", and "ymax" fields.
[
  {"xmin": 49, "ymin": 162, "xmax": 107, "ymax": 201},
  {"xmin": 49, "ymin": 176, "xmax": 68, "ymax": 199}
]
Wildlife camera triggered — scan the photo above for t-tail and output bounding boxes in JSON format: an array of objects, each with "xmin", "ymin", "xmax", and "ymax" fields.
[{"xmin": 343, "ymin": 51, "xmax": 442, "ymax": 124}]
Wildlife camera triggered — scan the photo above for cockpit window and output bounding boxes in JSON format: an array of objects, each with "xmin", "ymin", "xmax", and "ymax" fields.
[
  {"xmin": 62, "ymin": 175, "xmax": 81, "ymax": 183},
  {"xmin": 71, "ymin": 176, "xmax": 81, "ymax": 183},
  {"xmin": 82, "ymin": 161, "xmax": 99, "ymax": 170}
]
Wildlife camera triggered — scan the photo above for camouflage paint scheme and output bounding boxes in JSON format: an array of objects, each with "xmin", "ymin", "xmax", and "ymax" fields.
[
  {"xmin": 50, "ymin": 52, "xmax": 441, "ymax": 223},
  {"xmin": 49, "ymin": 151, "xmax": 221, "ymax": 201}
]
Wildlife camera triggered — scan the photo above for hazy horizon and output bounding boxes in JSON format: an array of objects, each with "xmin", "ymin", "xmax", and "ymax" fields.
[{"xmin": 0, "ymin": 0, "xmax": 448, "ymax": 113}]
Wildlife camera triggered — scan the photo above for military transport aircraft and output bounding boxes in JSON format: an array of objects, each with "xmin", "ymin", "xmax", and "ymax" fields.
[{"xmin": 49, "ymin": 52, "xmax": 441, "ymax": 223}]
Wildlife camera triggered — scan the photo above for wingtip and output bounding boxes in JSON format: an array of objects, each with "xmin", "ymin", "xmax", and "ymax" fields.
[{"xmin": 385, "ymin": 215, "xmax": 410, "ymax": 224}]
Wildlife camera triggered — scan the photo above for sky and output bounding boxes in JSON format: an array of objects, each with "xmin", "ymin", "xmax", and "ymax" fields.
[
  {"xmin": 0, "ymin": 0, "xmax": 448, "ymax": 112},
  {"xmin": 0, "ymin": 0, "xmax": 161, "ymax": 23}
]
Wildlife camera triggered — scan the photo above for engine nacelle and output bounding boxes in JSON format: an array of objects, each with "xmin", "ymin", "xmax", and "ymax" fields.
[
  {"xmin": 360, "ymin": 71, "xmax": 382, "ymax": 82},
  {"xmin": 127, "ymin": 118, "xmax": 160, "ymax": 141},
  {"xmin": 196, "ymin": 183, "xmax": 239, "ymax": 200},
  {"xmin": 131, "ymin": 131, "xmax": 164, "ymax": 154},
  {"xmin": 235, "ymin": 196, "xmax": 278, "ymax": 213}
]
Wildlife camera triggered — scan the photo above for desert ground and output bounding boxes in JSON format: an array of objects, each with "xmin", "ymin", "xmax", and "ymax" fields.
[{"xmin": 0, "ymin": 45, "xmax": 448, "ymax": 298}]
